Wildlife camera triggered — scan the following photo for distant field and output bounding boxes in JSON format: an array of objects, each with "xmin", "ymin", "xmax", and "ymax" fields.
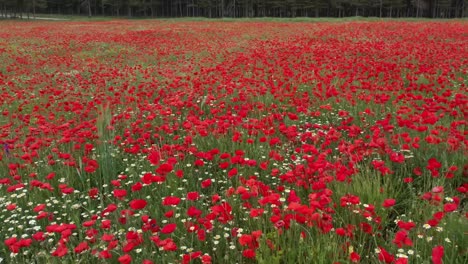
[{"xmin": 0, "ymin": 20, "xmax": 467, "ymax": 264}]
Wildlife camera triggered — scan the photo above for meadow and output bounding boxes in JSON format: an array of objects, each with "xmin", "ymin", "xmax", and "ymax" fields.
[{"xmin": 0, "ymin": 20, "xmax": 467, "ymax": 264}]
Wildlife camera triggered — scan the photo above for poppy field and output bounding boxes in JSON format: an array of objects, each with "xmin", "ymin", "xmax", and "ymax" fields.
[{"xmin": 0, "ymin": 20, "xmax": 467, "ymax": 264}]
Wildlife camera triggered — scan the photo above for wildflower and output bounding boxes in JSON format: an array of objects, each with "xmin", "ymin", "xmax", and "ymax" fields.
[
  {"xmin": 161, "ymin": 223, "xmax": 177, "ymax": 234},
  {"xmin": 129, "ymin": 199, "xmax": 147, "ymax": 210},
  {"xmin": 432, "ymin": 245, "xmax": 444, "ymax": 264},
  {"xmin": 242, "ymin": 249, "xmax": 256, "ymax": 258},
  {"xmin": 350, "ymin": 252, "xmax": 360, "ymax": 262},
  {"xmin": 382, "ymin": 199, "xmax": 396, "ymax": 208},
  {"xmin": 443, "ymin": 203, "xmax": 457, "ymax": 212}
]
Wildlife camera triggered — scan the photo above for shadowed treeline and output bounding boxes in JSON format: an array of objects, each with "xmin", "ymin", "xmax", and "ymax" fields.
[{"xmin": 0, "ymin": 0, "xmax": 466, "ymax": 19}]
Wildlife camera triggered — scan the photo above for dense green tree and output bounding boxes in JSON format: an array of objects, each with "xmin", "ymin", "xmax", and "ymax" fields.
[
  {"xmin": 1, "ymin": 0, "xmax": 465, "ymax": 18},
  {"xmin": 25, "ymin": 0, "xmax": 47, "ymax": 17}
]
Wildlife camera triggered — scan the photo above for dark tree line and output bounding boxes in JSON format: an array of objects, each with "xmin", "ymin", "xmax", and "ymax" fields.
[{"xmin": 0, "ymin": 0, "xmax": 466, "ymax": 19}]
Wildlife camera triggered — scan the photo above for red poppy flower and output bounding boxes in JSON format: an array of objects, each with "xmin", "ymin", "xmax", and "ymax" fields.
[
  {"xmin": 227, "ymin": 167, "xmax": 238, "ymax": 178},
  {"xmin": 129, "ymin": 199, "xmax": 147, "ymax": 210},
  {"xmin": 88, "ymin": 188, "xmax": 99, "ymax": 199},
  {"xmin": 147, "ymin": 150, "xmax": 161, "ymax": 165},
  {"xmin": 382, "ymin": 199, "xmax": 396, "ymax": 208},
  {"xmin": 161, "ymin": 223, "xmax": 177, "ymax": 234},
  {"xmin": 113, "ymin": 189, "xmax": 127, "ymax": 199},
  {"xmin": 118, "ymin": 254, "xmax": 132, "ymax": 264},
  {"xmin": 432, "ymin": 245, "xmax": 444, "ymax": 264},
  {"xmin": 163, "ymin": 196, "xmax": 181, "ymax": 206},
  {"xmin": 187, "ymin": 192, "xmax": 200, "ymax": 201},
  {"xmin": 350, "ymin": 252, "xmax": 360, "ymax": 262},
  {"xmin": 443, "ymin": 203, "xmax": 457, "ymax": 212},
  {"xmin": 242, "ymin": 248, "xmax": 256, "ymax": 258},
  {"xmin": 187, "ymin": 206, "xmax": 202, "ymax": 218},
  {"xmin": 239, "ymin": 234, "xmax": 253, "ymax": 246},
  {"xmin": 201, "ymin": 179, "xmax": 212, "ymax": 188},
  {"xmin": 378, "ymin": 247, "xmax": 394, "ymax": 263},
  {"xmin": 52, "ymin": 244, "xmax": 68, "ymax": 257},
  {"xmin": 74, "ymin": 242, "xmax": 90, "ymax": 253}
]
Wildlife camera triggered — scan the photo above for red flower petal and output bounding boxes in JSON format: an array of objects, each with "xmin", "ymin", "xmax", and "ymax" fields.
[
  {"xmin": 382, "ymin": 199, "xmax": 396, "ymax": 208},
  {"xmin": 443, "ymin": 203, "xmax": 457, "ymax": 212},
  {"xmin": 161, "ymin": 223, "xmax": 177, "ymax": 234},
  {"xmin": 129, "ymin": 199, "xmax": 147, "ymax": 210},
  {"xmin": 432, "ymin": 245, "xmax": 444, "ymax": 264}
]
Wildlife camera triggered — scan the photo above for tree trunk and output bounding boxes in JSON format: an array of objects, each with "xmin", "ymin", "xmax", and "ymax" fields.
[
  {"xmin": 179, "ymin": 0, "xmax": 182, "ymax": 17},
  {"xmin": 93, "ymin": 0, "xmax": 97, "ymax": 16},
  {"xmin": 462, "ymin": 0, "xmax": 465, "ymax": 17},
  {"xmin": 87, "ymin": 0, "xmax": 92, "ymax": 17},
  {"xmin": 221, "ymin": 0, "xmax": 224, "ymax": 17},
  {"xmin": 380, "ymin": 0, "xmax": 383, "ymax": 17}
]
